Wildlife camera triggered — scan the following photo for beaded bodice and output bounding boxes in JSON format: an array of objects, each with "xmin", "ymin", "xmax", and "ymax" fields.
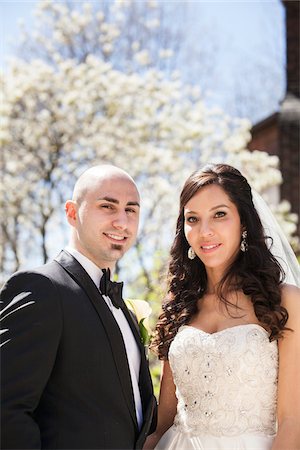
[{"xmin": 169, "ymin": 324, "xmax": 278, "ymax": 437}]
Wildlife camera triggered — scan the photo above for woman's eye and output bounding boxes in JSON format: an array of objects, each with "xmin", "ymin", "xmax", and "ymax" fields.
[
  {"xmin": 186, "ymin": 216, "xmax": 197, "ymax": 223},
  {"xmin": 215, "ymin": 211, "xmax": 226, "ymax": 218}
]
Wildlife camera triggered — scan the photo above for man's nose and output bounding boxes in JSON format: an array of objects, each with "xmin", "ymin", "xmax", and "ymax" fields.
[{"xmin": 112, "ymin": 211, "xmax": 128, "ymax": 230}]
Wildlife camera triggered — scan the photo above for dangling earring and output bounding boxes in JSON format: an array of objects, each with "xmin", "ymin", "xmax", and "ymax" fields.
[
  {"xmin": 188, "ymin": 247, "xmax": 196, "ymax": 260},
  {"xmin": 240, "ymin": 230, "xmax": 248, "ymax": 252}
]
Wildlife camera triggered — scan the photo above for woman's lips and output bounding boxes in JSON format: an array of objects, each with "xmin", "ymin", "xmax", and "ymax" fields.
[{"xmin": 200, "ymin": 243, "xmax": 222, "ymax": 253}]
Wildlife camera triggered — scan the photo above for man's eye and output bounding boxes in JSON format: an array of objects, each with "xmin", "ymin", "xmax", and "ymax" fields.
[
  {"xmin": 126, "ymin": 208, "xmax": 136, "ymax": 214},
  {"xmin": 101, "ymin": 204, "xmax": 113, "ymax": 209}
]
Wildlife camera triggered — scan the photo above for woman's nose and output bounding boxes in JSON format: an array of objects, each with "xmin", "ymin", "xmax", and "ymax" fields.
[{"xmin": 199, "ymin": 221, "xmax": 214, "ymax": 237}]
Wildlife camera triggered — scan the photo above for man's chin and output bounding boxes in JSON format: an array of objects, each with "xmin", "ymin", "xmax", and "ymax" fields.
[{"xmin": 111, "ymin": 244, "xmax": 125, "ymax": 252}]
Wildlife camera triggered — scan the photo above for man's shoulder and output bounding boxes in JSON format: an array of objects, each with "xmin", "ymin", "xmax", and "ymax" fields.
[
  {"xmin": 1, "ymin": 257, "xmax": 64, "ymax": 293},
  {"xmin": 0, "ymin": 260, "xmax": 65, "ymax": 345}
]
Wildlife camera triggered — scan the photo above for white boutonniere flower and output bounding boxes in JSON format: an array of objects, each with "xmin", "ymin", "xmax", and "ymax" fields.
[{"xmin": 125, "ymin": 299, "xmax": 152, "ymax": 346}]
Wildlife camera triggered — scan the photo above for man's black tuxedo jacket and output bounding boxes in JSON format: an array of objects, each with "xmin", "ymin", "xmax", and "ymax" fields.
[{"xmin": 0, "ymin": 250, "xmax": 157, "ymax": 449}]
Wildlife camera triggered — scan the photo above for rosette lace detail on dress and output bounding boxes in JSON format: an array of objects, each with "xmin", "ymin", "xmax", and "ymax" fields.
[{"xmin": 169, "ymin": 324, "xmax": 278, "ymax": 438}]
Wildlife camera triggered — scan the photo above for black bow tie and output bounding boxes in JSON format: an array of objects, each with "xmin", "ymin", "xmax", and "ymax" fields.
[{"xmin": 100, "ymin": 268, "xmax": 124, "ymax": 309}]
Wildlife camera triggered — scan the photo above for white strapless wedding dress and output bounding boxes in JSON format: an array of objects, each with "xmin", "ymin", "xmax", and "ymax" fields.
[{"xmin": 155, "ymin": 324, "xmax": 278, "ymax": 450}]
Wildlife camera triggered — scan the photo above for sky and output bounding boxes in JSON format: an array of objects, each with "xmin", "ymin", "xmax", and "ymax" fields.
[{"xmin": 0, "ymin": 0, "xmax": 286, "ymax": 123}]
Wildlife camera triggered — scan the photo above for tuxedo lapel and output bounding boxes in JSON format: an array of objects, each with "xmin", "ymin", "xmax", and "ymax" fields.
[
  {"xmin": 120, "ymin": 296, "xmax": 155, "ymax": 433},
  {"xmin": 54, "ymin": 250, "xmax": 138, "ymax": 430},
  {"xmin": 121, "ymin": 306, "xmax": 143, "ymax": 351}
]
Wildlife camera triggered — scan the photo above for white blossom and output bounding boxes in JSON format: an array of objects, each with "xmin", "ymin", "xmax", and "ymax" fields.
[{"xmin": 134, "ymin": 50, "xmax": 151, "ymax": 66}]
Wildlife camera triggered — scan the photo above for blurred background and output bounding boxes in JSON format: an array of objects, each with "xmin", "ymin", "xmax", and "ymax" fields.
[{"xmin": 1, "ymin": 0, "xmax": 299, "ymax": 392}]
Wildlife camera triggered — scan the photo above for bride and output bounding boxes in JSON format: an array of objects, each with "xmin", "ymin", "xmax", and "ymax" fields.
[{"xmin": 144, "ymin": 164, "xmax": 300, "ymax": 450}]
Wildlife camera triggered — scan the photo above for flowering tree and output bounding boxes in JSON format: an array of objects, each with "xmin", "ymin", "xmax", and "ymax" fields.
[
  {"xmin": 16, "ymin": 1, "xmax": 192, "ymax": 75},
  {"xmin": 1, "ymin": 0, "xmax": 298, "ymax": 289}
]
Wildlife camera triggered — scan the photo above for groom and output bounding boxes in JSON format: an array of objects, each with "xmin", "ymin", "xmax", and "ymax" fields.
[{"xmin": 1, "ymin": 165, "xmax": 157, "ymax": 449}]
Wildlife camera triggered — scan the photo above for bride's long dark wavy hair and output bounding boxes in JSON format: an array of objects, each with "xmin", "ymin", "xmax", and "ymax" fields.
[{"xmin": 151, "ymin": 163, "xmax": 289, "ymax": 360}]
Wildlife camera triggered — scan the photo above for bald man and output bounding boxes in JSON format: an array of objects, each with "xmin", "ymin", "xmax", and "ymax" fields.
[{"xmin": 1, "ymin": 165, "xmax": 157, "ymax": 450}]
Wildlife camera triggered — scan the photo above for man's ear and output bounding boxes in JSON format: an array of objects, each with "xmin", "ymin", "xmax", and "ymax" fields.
[{"xmin": 65, "ymin": 200, "xmax": 77, "ymax": 225}]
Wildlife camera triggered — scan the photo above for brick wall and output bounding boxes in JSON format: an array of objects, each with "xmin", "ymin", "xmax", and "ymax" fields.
[
  {"xmin": 284, "ymin": 0, "xmax": 299, "ymax": 97},
  {"xmin": 250, "ymin": 1, "xmax": 300, "ymax": 237},
  {"xmin": 280, "ymin": 0, "xmax": 300, "ymax": 235},
  {"xmin": 248, "ymin": 113, "xmax": 279, "ymax": 156}
]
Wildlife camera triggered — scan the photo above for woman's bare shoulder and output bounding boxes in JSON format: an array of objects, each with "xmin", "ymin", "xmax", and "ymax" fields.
[
  {"xmin": 280, "ymin": 283, "xmax": 300, "ymax": 328},
  {"xmin": 281, "ymin": 283, "xmax": 300, "ymax": 304}
]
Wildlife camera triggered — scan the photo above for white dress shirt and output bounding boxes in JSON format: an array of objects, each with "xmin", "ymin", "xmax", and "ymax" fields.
[{"xmin": 65, "ymin": 246, "xmax": 143, "ymax": 428}]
